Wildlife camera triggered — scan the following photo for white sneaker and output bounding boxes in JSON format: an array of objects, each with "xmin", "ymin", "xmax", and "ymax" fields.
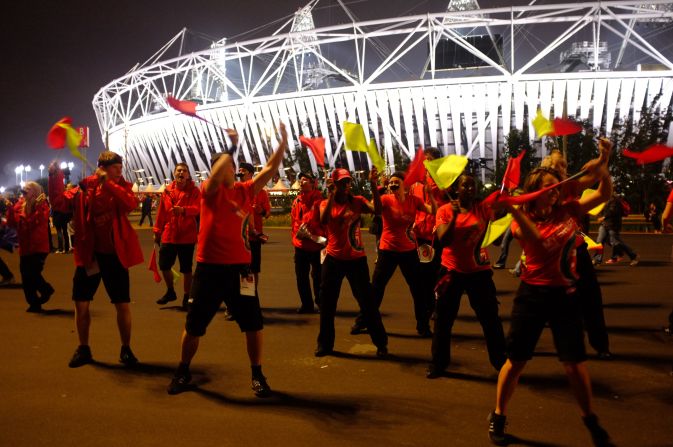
[{"xmin": 629, "ymin": 255, "xmax": 640, "ymax": 266}]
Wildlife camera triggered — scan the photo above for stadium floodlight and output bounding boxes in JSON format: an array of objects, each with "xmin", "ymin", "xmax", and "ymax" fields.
[
  {"xmin": 68, "ymin": 162, "xmax": 75, "ymax": 170},
  {"xmin": 0, "ymin": 187, "xmax": 5, "ymax": 194},
  {"xmin": 60, "ymin": 162, "xmax": 68, "ymax": 169},
  {"xmin": 39, "ymin": 164, "xmax": 45, "ymax": 178}
]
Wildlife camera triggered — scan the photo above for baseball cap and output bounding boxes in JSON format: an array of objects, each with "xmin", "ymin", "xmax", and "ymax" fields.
[
  {"xmin": 332, "ymin": 168, "xmax": 352, "ymax": 182},
  {"xmin": 298, "ymin": 172, "xmax": 315, "ymax": 181}
]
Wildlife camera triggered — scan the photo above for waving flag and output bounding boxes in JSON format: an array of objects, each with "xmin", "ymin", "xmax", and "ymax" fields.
[
  {"xmin": 367, "ymin": 139, "xmax": 385, "ymax": 172},
  {"xmin": 404, "ymin": 147, "xmax": 426, "ymax": 187},
  {"xmin": 502, "ymin": 150, "xmax": 526, "ymax": 191},
  {"xmin": 46, "ymin": 117, "xmax": 85, "ymax": 162},
  {"xmin": 299, "ymin": 135, "xmax": 326, "ymax": 167},
  {"xmin": 423, "ymin": 155, "xmax": 468, "ymax": 190},
  {"xmin": 166, "ymin": 96, "xmax": 198, "ymax": 116},
  {"xmin": 581, "ymin": 188, "xmax": 606, "ymax": 216},
  {"xmin": 623, "ymin": 144, "xmax": 673, "ymax": 165},
  {"xmin": 148, "ymin": 246, "xmax": 161, "ymax": 283},
  {"xmin": 481, "ymin": 214, "xmax": 514, "ymax": 248},
  {"xmin": 533, "ymin": 109, "xmax": 582, "ymax": 138},
  {"xmin": 343, "ymin": 121, "xmax": 368, "ymax": 152}
]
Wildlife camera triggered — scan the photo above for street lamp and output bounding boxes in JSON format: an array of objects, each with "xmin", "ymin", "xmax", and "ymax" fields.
[
  {"xmin": 39, "ymin": 164, "xmax": 45, "ymax": 178},
  {"xmin": 14, "ymin": 166, "xmax": 22, "ymax": 184}
]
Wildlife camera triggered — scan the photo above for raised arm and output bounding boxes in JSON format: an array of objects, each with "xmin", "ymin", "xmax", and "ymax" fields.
[{"xmin": 253, "ymin": 122, "xmax": 288, "ymax": 195}]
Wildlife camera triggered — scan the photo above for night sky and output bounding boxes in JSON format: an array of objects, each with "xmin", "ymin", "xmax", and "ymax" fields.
[{"xmin": 0, "ymin": 0, "xmax": 570, "ymax": 188}]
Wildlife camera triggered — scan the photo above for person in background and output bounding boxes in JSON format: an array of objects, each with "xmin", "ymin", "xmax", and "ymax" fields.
[
  {"xmin": 290, "ymin": 172, "xmax": 325, "ymax": 313},
  {"xmin": 48, "ymin": 162, "xmax": 73, "ymax": 253},
  {"xmin": 63, "ymin": 151, "xmax": 144, "ymax": 368},
  {"xmin": 236, "ymin": 162, "xmax": 271, "ymax": 289},
  {"xmin": 167, "ymin": 125, "xmax": 287, "ymax": 397},
  {"xmin": 154, "ymin": 163, "xmax": 201, "ymax": 310},
  {"xmin": 139, "ymin": 193, "xmax": 154, "ymax": 226},
  {"xmin": 594, "ymin": 192, "xmax": 639, "ymax": 266},
  {"xmin": 0, "ymin": 194, "xmax": 17, "ymax": 286},
  {"xmin": 6, "ymin": 182, "xmax": 53, "ymax": 312},
  {"xmin": 644, "ymin": 201, "xmax": 661, "ymax": 233},
  {"xmin": 661, "ymin": 188, "xmax": 673, "ymax": 335}
]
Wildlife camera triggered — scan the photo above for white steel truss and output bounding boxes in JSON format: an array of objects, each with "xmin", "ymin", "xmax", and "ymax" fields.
[{"xmin": 93, "ymin": 0, "xmax": 673, "ymax": 183}]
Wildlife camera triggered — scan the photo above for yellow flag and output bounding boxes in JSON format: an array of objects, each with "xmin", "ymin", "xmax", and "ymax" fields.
[
  {"xmin": 532, "ymin": 109, "xmax": 553, "ymax": 138},
  {"xmin": 58, "ymin": 123, "xmax": 86, "ymax": 162},
  {"xmin": 367, "ymin": 138, "xmax": 385, "ymax": 172},
  {"xmin": 171, "ymin": 267, "xmax": 182, "ymax": 286},
  {"xmin": 583, "ymin": 233, "xmax": 603, "ymax": 252},
  {"xmin": 581, "ymin": 188, "xmax": 606, "ymax": 216},
  {"xmin": 481, "ymin": 214, "xmax": 514, "ymax": 248},
  {"xmin": 423, "ymin": 155, "xmax": 468, "ymax": 190},
  {"xmin": 343, "ymin": 121, "xmax": 368, "ymax": 152}
]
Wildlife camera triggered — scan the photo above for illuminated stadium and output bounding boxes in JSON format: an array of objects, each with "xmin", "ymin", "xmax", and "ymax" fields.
[{"xmin": 92, "ymin": 0, "xmax": 673, "ymax": 186}]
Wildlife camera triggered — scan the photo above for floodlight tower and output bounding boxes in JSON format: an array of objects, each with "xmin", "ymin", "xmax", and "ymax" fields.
[{"xmin": 614, "ymin": 3, "xmax": 673, "ymax": 69}]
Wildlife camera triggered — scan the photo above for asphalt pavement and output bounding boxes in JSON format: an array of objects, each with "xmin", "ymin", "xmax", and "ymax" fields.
[{"xmin": 0, "ymin": 227, "xmax": 672, "ymax": 447}]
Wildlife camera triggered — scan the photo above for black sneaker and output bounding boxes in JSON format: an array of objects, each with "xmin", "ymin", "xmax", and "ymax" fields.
[
  {"xmin": 39, "ymin": 284, "xmax": 55, "ymax": 305},
  {"xmin": 350, "ymin": 322, "xmax": 368, "ymax": 335},
  {"xmin": 488, "ymin": 411, "xmax": 507, "ymax": 446},
  {"xmin": 583, "ymin": 414, "xmax": 615, "ymax": 447},
  {"xmin": 417, "ymin": 326, "xmax": 433, "ymax": 338},
  {"xmin": 376, "ymin": 346, "xmax": 388, "ymax": 358},
  {"xmin": 314, "ymin": 345, "xmax": 333, "ymax": 357},
  {"xmin": 251, "ymin": 375, "xmax": 272, "ymax": 398},
  {"xmin": 68, "ymin": 346, "xmax": 93, "ymax": 368},
  {"xmin": 26, "ymin": 305, "xmax": 43, "ymax": 313},
  {"xmin": 223, "ymin": 307, "xmax": 235, "ymax": 321},
  {"xmin": 597, "ymin": 351, "xmax": 613, "ymax": 361},
  {"xmin": 119, "ymin": 346, "xmax": 138, "ymax": 366},
  {"xmin": 297, "ymin": 305, "xmax": 316, "ymax": 314},
  {"xmin": 167, "ymin": 370, "xmax": 192, "ymax": 395},
  {"xmin": 426, "ymin": 365, "xmax": 444, "ymax": 379},
  {"xmin": 156, "ymin": 289, "xmax": 177, "ymax": 305},
  {"xmin": 181, "ymin": 294, "xmax": 191, "ymax": 311}
]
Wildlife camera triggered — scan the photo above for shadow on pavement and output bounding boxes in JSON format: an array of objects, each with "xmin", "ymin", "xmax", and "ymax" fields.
[
  {"xmin": 40, "ymin": 308, "xmax": 75, "ymax": 317},
  {"xmin": 603, "ymin": 302, "xmax": 662, "ymax": 309},
  {"xmin": 504, "ymin": 434, "xmax": 564, "ymax": 447}
]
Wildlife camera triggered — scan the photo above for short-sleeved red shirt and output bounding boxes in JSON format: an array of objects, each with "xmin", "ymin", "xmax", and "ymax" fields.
[
  {"xmin": 379, "ymin": 193, "xmax": 425, "ymax": 252},
  {"xmin": 512, "ymin": 202, "xmax": 581, "ymax": 287},
  {"xmin": 196, "ymin": 179, "xmax": 254, "ymax": 265},
  {"xmin": 668, "ymin": 189, "xmax": 673, "ymax": 203},
  {"xmin": 321, "ymin": 195, "xmax": 371, "ymax": 260},
  {"xmin": 434, "ymin": 202, "xmax": 492, "ymax": 273}
]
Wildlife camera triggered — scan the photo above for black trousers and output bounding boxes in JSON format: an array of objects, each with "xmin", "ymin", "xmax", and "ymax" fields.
[
  {"xmin": 576, "ymin": 243, "xmax": 610, "ymax": 353},
  {"xmin": 19, "ymin": 253, "xmax": 53, "ymax": 306},
  {"xmin": 317, "ymin": 255, "xmax": 387, "ymax": 351},
  {"xmin": 356, "ymin": 249, "xmax": 432, "ymax": 331},
  {"xmin": 0, "ymin": 255, "xmax": 13, "ymax": 279},
  {"xmin": 431, "ymin": 268, "xmax": 506, "ymax": 371},
  {"xmin": 139, "ymin": 210, "xmax": 153, "ymax": 226},
  {"xmin": 294, "ymin": 247, "xmax": 321, "ymax": 309},
  {"xmin": 52, "ymin": 211, "xmax": 72, "ymax": 252}
]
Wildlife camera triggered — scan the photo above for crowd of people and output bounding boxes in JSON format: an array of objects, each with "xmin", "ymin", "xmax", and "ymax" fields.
[{"xmin": 3, "ymin": 126, "xmax": 673, "ymax": 446}]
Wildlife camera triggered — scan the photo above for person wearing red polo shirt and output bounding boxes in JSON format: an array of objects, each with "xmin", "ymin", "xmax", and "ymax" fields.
[
  {"xmin": 154, "ymin": 163, "xmax": 201, "ymax": 310},
  {"xmin": 167, "ymin": 125, "xmax": 287, "ymax": 398},
  {"xmin": 65, "ymin": 151, "xmax": 144, "ymax": 368},
  {"xmin": 290, "ymin": 172, "xmax": 325, "ymax": 313},
  {"xmin": 662, "ymin": 188, "xmax": 673, "ymax": 335},
  {"xmin": 236, "ymin": 162, "xmax": 271, "ymax": 289},
  {"xmin": 351, "ymin": 171, "xmax": 436, "ymax": 337},
  {"xmin": 6, "ymin": 182, "xmax": 53, "ymax": 313},
  {"xmin": 427, "ymin": 174, "xmax": 506, "ymax": 379},
  {"xmin": 315, "ymin": 167, "xmax": 388, "ymax": 357}
]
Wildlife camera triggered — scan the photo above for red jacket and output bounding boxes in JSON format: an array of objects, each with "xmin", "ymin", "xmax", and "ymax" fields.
[
  {"xmin": 290, "ymin": 189, "xmax": 325, "ymax": 251},
  {"xmin": 249, "ymin": 188, "xmax": 271, "ymax": 240},
  {"xmin": 48, "ymin": 169, "xmax": 71, "ymax": 214},
  {"xmin": 153, "ymin": 180, "xmax": 201, "ymax": 244},
  {"xmin": 6, "ymin": 199, "xmax": 50, "ymax": 256},
  {"xmin": 65, "ymin": 175, "xmax": 143, "ymax": 269}
]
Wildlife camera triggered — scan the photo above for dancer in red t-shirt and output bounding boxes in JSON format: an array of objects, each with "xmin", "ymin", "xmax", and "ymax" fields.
[
  {"xmin": 167, "ymin": 125, "xmax": 287, "ymax": 398},
  {"xmin": 315, "ymin": 168, "xmax": 388, "ymax": 357},
  {"xmin": 427, "ymin": 174, "xmax": 506, "ymax": 378},
  {"xmin": 351, "ymin": 171, "xmax": 436, "ymax": 337},
  {"xmin": 488, "ymin": 144, "xmax": 614, "ymax": 446},
  {"xmin": 290, "ymin": 172, "xmax": 325, "ymax": 313}
]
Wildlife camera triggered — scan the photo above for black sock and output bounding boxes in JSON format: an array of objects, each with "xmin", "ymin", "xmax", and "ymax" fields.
[{"xmin": 251, "ymin": 364, "xmax": 263, "ymax": 378}]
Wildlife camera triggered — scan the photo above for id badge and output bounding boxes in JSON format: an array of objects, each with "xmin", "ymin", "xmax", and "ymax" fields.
[
  {"xmin": 85, "ymin": 260, "xmax": 100, "ymax": 276},
  {"xmin": 240, "ymin": 273, "xmax": 256, "ymax": 297}
]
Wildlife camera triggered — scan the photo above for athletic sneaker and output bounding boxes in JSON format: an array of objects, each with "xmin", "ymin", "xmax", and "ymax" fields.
[
  {"xmin": 119, "ymin": 346, "xmax": 139, "ymax": 366},
  {"xmin": 488, "ymin": 411, "xmax": 507, "ymax": 446},
  {"xmin": 68, "ymin": 345, "xmax": 93, "ymax": 368},
  {"xmin": 167, "ymin": 369, "xmax": 192, "ymax": 395},
  {"xmin": 583, "ymin": 414, "xmax": 615, "ymax": 447},
  {"xmin": 251, "ymin": 375, "xmax": 272, "ymax": 398},
  {"xmin": 605, "ymin": 257, "xmax": 624, "ymax": 264},
  {"xmin": 629, "ymin": 255, "xmax": 640, "ymax": 266},
  {"xmin": 156, "ymin": 289, "xmax": 177, "ymax": 305}
]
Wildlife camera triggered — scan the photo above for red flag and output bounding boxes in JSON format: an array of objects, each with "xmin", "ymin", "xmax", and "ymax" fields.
[
  {"xmin": 299, "ymin": 135, "xmax": 326, "ymax": 167},
  {"xmin": 551, "ymin": 117, "xmax": 582, "ymax": 136},
  {"xmin": 502, "ymin": 150, "xmax": 526, "ymax": 190},
  {"xmin": 46, "ymin": 117, "xmax": 72, "ymax": 149},
  {"xmin": 148, "ymin": 247, "xmax": 161, "ymax": 283},
  {"xmin": 404, "ymin": 147, "xmax": 426, "ymax": 188},
  {"xmin": 166, "ymin": 95, "xmax": 198, "ymax": 116},
  {"xmin": 623, "ymin": 144, "xmax": 673, "ymax": 165}
]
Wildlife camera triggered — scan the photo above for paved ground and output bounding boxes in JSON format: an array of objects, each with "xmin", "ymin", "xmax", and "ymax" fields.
[{"xmin": 1, "ymin": 227, "xmax": 672, "ymax": 447}]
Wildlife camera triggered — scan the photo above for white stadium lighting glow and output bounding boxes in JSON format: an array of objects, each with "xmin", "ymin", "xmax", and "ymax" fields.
[
  {"xmin": 25, "ymin": 165, "xmax": 31, "ymax": 173},
  {"xmin": 0, "ymin": 187, "xmax": 5, "ymax": 193},
  {"xmin": 60, "ymin": 162, "xmax": 68, "ymax": 169},
  {"xmin": 93, "ymin": 1, "xmax": 673, "ymax": 185},
  {"xmin": 68, "ymin": 162, "xmax": 74, "ymax": 170},
  {"xmin": 20, "ymin": 181, "xmax": 26, "ymax": 188}
]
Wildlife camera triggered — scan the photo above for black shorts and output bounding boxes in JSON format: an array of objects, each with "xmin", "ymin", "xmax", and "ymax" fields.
[
  {"xmin": 185, "ymin": 263, "xmax": 263, "ymax": 336},
  {"xmin": 72, "ymin": 253, "xmax": 130, "ymax": 303},
  {"xmin": 158, "ymin": 243, "xmax": 195, "ymax": 273},
  {"xmin": 506, "ymin": 281, "xmax": 586, "ymax": 363},
  {"xmin": 249, "ymin": 240, "xmax": 262, "ymax": 274}
]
